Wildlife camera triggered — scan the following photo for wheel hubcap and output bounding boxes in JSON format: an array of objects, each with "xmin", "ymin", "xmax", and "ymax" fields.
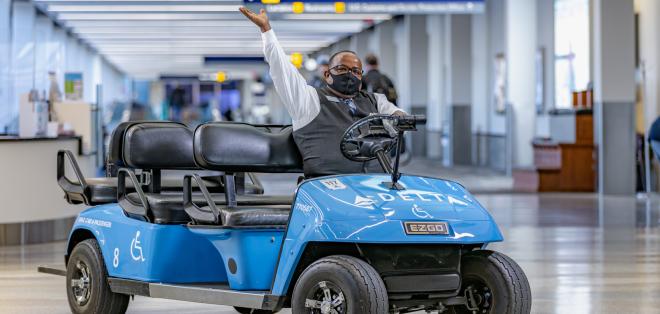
[
  {"xmin": 70, "ymin": 261, "xmax": 91, "ymax": 306},
  {"xmin": 304, "ymin": 281, "xmax": 345, "ymax": 314},
  {"xmin": 464, "ymin": 282, "xmax": 492, "ymax": 313}
]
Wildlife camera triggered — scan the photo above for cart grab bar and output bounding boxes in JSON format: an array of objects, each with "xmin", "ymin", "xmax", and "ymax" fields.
[
  {"xmin": 57, "ymin": 150, "xmax": 87, "ymax": 193},
  {"xmin": 183, "ymin": 174, "xmax": 221, "ymax": 224},
  {"xmin": 57, "ymin": 150, "xmax": 90, "ymax": 204},
  {"xmin": 117, "ymin": 168, "xmax": 152, "ymax": 222},
  {"xmin": 247, "ymin": 172, "xmax": 264, "ymax": 194}
]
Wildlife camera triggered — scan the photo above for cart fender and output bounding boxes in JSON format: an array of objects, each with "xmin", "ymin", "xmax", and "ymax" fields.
[{"xmin": 270, "ymin": 174, "xmax": 503, "ymax": 295}]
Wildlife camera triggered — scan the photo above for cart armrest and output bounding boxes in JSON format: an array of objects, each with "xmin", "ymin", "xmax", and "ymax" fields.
[
  {"xmin": 117, "ymin": 168, "xmax": 152, "ymax": 221},
  {"xmin": 183, "ymin": 174, "xmax": 220, "ymax": 224}
]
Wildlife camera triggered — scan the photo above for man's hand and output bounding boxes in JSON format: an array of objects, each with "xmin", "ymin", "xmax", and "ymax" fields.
[
  {"xmin": 392, "ymin": 110, "xmax": 406, "ymax": 117},
  {"xmin": 239, "ymin": 7, "xmax": 271, "ymax": 33}
]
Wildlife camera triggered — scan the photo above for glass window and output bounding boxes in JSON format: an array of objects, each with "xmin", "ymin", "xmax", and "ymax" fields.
[{"xmin": 554, "ymin": 0, "xmax": 590, "ymax": 109}]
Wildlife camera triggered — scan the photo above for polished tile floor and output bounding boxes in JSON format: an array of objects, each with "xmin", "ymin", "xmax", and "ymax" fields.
[{"xmin": 1, "ymin": 168, "xmax": 660, "ymax": 313}]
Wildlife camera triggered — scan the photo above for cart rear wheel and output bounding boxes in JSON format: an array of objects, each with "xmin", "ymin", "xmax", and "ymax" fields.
[
  {"xmin": 450, "ymin": 250, "xmax": 531, "ymax": 314},
  {"xmin": 233, "ymin": 307, "xmax": 278, "ymax": 314},
  {"xmin": 66, "ymin": 239, "xmax": 129, "ymax": 314},
  {"xmin": 292, "ymin": 255, "xmax": 388, "ymax": 314}
]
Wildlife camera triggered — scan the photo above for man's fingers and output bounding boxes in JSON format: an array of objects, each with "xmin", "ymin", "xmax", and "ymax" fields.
[
  {"xmin": 239, "ymin": 7, "xmax": 255, "ymax": 19},
  {"xmin": 260, "ymin": 8, "xmax": 266, "ymax": 16}
]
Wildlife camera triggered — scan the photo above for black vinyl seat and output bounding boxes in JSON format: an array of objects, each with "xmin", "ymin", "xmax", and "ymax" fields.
[
  {"xmin": 220, "ymin": 205, "xmax": 291, "ymax": 226},
  {"xmin": 125, "ymin": 192, "xmax": 293, "ymax": 225},
  {"xmin": 58, "ymin": 121, "xmax": 266, "ymax": 207},
  {"xmin": 185, "ymin": 123, "xmax": 304, "ymax": 227}
]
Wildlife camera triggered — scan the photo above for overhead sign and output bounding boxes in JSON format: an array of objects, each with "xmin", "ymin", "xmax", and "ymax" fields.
[{"xmin": 244, "ymin": 0, "xmax": 484, "ymax": 14}]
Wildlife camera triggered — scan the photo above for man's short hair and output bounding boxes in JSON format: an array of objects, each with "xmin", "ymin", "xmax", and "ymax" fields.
[
  {"xmin": 329, "ymin": 50, "xmax": 358, "ymax": 67},
  {"xmin": 365, "ymin": 53, "xmax": 378, "ymax": 66}
]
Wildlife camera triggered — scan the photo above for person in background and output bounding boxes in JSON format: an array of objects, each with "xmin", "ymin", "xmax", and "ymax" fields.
[
  {"xmin": 649, "ymin": 117, "xmax": 660, "ymax": 159},
  {"xmin": 168, "ymin": 82, "xmax": 186, "ymax": 122},
  {"xmin": 309, "ymin": 56, "xmax": 329, "ymax": 88},
  {"xmin": 47, "ymin": 71, "xmax": 62, "ymax": 122},
  {"xmin": 362, "ymin": 53, "xmax": 398, "ymax": 106}
]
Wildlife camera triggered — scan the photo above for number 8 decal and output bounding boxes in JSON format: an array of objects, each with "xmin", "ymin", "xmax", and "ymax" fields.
[{"xmin": 113, "ymin": 248, "xmax": 119, "ymax": 268}]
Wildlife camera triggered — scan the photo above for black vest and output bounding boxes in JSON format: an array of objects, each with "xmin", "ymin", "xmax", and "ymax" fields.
[{"xmin": 293, "ymin": 87, "xmax": 382, "ymax": 177}]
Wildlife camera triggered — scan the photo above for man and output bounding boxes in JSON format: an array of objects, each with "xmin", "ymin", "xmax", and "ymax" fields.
[
  {"xmin": 362, "ymin": 54, "xmax": 398, "ymax": 106},
  {"xmin": 239, "ymin": 7, "xmax": 405, "ymax": 177},
  {"xmin": 169, "ymin": 82, "xmax": 186, "ymax": 122}
]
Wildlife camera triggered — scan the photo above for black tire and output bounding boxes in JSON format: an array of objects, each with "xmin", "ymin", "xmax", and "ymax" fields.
[
  {"xmin": 450, "ymin": 250, "xmax": 531, "ymax": 314},
  {"xmin": 291, "ymin": 255, "xmax": 388, "ymax": 314},
  {"xmin": 66, "ymin": 239, "xmax": 130, "ymax": 314},
  {"xmin": 233, "ymin": 307, "xmax": 278, "ymax": 314}
]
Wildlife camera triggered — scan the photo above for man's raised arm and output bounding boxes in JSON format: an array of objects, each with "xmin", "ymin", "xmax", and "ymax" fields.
[{"xmin": 239, "ymin": 7, "xmax": 318, "ymax": 125}]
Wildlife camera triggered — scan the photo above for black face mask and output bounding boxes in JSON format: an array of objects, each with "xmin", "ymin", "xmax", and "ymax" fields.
[{"xmin": 329, "ymin": 73, "xmax": 361, "ymax": 96}]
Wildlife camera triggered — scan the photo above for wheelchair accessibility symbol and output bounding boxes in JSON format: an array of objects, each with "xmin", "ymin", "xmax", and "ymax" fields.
[
  {"xmin": 412, "ymin": 204, "xmax": 433, "ymax": 219},
  {"xmin": 130, "ymin": 231, "xmax": 146, "ymax": 262}
]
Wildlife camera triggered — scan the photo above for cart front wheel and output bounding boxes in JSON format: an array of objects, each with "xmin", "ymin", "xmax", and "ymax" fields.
[
  {"xmin": 450, "ymin": 250, "xmax": 531, "ymax": 314},
  {"xmin": 292, "ymin": 255, "xmax": 388, "ymax": 314},
  {"xmin": 66, "ymin": 239, "xmax": 129, "ymax": 314}
]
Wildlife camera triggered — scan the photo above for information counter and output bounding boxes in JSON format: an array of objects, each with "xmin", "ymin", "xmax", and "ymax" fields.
[{"xmin": 0, "ymin": 136, "xmax": 95, "ymax": 245}]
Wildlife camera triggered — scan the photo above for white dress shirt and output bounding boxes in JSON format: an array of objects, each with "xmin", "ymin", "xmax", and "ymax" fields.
[{"xmin": 261, "ymin": 30, "xmax": 403, "ymax": 130}]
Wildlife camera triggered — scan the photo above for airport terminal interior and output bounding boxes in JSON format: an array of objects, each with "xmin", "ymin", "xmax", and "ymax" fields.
[{"xmin": 1, "ymin": 0, "xmax": 660, "ymax": 313}]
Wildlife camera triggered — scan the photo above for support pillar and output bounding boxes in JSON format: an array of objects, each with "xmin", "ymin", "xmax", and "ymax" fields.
[
  {"xmin": 593, "ymin": 0, "xmax": 636, "ymax": 195},
  {"xmin": 11, "ymin": 1, "xmax": 36, "ymax": 132},
  {"xmin": 395, "ymin": 15, "xmax": 428, "ymax": 157},
  {"xmin": 639, "ymin": 0, "xmax": 660, "ymax": 134},
  {"xmin": 471, "ymin": 11, "xmax": 489, "ymax": 166},
  {"xmin": 368, "ymin": 20, "xmax": 397, "ymax": 79},
  {"xmin": 0, "ymin": 0, "xmax": 11, "ymax": 132},
  {"xmin": 444, "ymin": 15, "xmax": 472, "ymax": 166},
  {"xmin": 506, "ymin": 0, "xmax": 537, "ymax": 168},
  {"xmin": 426, "ymin": 15, "xmax": 446, "ymax": 159}
]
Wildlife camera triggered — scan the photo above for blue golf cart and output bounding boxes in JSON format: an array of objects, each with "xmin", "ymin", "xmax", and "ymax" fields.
[{"xmin": 40, "ymin": 115, "xmax": 531, "ymax": 313}]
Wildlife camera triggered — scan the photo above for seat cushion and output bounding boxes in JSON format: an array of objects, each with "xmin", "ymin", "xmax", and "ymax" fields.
[
  {"xmin": 126, "ymin": 192, "xmax": 293, "ymax": 224},
  {"xmin": 222, "ymin": 205, "xmax": 291, "ymax": 226},
  {"xmin": 83, "ymin": 172, "xmax": 238, "ymax": 205},
  {"xmin": 85, "ymin": 177, "xmax": 119, "ymax": 204}
]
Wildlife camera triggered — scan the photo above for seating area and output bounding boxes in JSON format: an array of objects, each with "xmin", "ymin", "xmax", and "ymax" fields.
[{"xmin": 57, "ymin": 121, "xmax": 303, "ymax": 227}]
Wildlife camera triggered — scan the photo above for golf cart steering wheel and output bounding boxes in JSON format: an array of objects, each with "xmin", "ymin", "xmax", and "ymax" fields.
[{"xmin": 341, "ymin": 114, "xmax": 424, "ymax": 162}]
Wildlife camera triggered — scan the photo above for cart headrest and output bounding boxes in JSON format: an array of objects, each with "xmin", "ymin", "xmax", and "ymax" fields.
[
  {"xmin": 108, "ymin": 121, "xmax": 186, "ymax": 167},
  {"xmin": 193, "ymin": 123, "xmax": 303, "ymax": 173},
  {"xmin": 122, "ymin": 122, "xmax": 197, "ymax": 170}
]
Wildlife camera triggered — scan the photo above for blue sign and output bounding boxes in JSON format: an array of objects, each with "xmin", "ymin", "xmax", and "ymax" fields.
[{"xmin": 244, "ymin": 0, "xmax": 484, "ymax": 14}]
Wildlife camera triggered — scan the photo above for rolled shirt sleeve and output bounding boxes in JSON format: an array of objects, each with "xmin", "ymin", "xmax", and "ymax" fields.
[{"xmin": 374, "ymin": 93, "xmax": 405, "ymax": 115}]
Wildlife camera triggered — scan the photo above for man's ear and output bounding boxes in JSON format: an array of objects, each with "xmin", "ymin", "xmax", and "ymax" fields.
[{"xmin": 323, "ymin": 71, "xmax": 333, "ymax": 84}]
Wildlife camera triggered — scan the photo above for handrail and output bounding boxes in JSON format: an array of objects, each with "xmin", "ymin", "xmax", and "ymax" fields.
[{"xmin": 183, "ymin": 174, "xmax": 221, "ymax": 224}]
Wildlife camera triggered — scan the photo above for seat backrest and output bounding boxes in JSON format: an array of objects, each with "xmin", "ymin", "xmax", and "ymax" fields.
[
  {"xmin": 193, "ymin": 123, "xmax": 303, "ymax": 173},
  {"xmin": 122, "ymin": 122, "xmax": 197, "ymax": 170},
  {"xmin": 107, "ymin": 121, "xmax": 187, "ymax": 174}
]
